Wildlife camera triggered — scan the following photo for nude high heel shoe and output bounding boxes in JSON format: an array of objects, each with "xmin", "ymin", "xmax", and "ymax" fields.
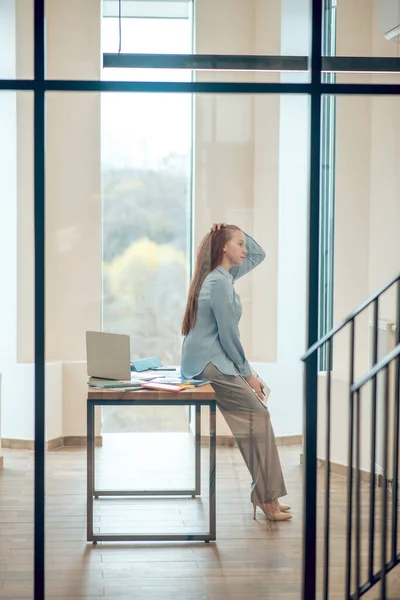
[
  {"xmin": 250, "ymin": 486, "xmax": 290, "ymax": 513},
  {"xmin": 252, "ymin": 499, "xmax": 292, "ymax": 521}
]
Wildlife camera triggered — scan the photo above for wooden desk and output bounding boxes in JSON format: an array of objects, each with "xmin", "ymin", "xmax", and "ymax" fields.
[{"xmin": 87, "ymin": 384, "xmax": 217, "ymax": 544}]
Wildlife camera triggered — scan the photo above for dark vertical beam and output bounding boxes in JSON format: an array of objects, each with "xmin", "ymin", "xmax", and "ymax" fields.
[
  {"xmin": 209, "ymin": 402, "xmax": 216, "ymax": 541},
  {"xmin": 381, "ymin": 366, "xmax": 390, "ymax": 600},
  {"xmin": 355, "ymin": 389, "xmax": 361, "ymax": 598},
  {"xmin": 323, "ymin": 339, "xmax": 332, "ymax": 600},
  {"xmin": 393, "ymin": 352, "xmax": 400, "ymax": 562},
  {"xmin": 369, "ymin": 299, "xmax": 379, "ymax": 580},
  {"xmin": 302, "ymin": 1, "xmax": 323, "ymax": 599},
  {"xmin": 195, "ymin": 404, "xmax": 201, "ymax": 495},
  {"xmin": 34, "ymin": 0, "xmax": 46, "ymax": 599},
  {"xmin": 87, "ymin": 402, "xmax": 95, "ymax": 542},
  {"xmin": 345, "ymin": 320, "xmax": 356, "ymax": 599}
]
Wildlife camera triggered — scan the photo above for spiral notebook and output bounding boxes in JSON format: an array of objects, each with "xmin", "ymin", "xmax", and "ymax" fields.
[{"xmin": 88, "ymin": 380, "xmax": 142, "ymax": 389}]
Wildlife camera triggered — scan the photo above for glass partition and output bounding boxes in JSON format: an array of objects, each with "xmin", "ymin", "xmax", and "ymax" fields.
[
  {"xmin": 43, "ymin": 89, "xmax": 308, "ymax": 544},
  {"xmin": 45, "ymin": 0, "xmax": 312, "ymax": 82},
  {"xmin": 0, "ymin": 0, "xmax": 33, "ymax": 80},
  {"xmin": 0, "ymin": 89, "xmax": 34, "ymax": 598},
  {"xmin": 315, "ymin": 93, "xmax": 400, "ymax": 598},
  {"xmin": 324, "ymin": 0, "xmax": 400, "ymax": 83}
]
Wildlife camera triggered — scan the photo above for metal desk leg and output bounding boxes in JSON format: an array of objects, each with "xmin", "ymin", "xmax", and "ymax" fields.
[
  {"xmin": 87, "ymin": 400, "xmax": 95, "ymax": 543},
  {"xmin": 209, "ymin": 401, "xmax": 216, "ymax": 541},
  {"xmin": 249, "ymin": 412, "xmax": 254, "ymax": 498},
  {"xmin": 194, "ymin": 404, "xmax": 201, "ymax": 496},
  {"xmin": 249, "ymin": 412, "xmax": 254, "ymax": 475}
]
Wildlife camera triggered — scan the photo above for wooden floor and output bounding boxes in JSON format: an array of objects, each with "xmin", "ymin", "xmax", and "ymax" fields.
[{"xmin": 0, "ymin": 433, "xmax": 400, "ymax": 599}]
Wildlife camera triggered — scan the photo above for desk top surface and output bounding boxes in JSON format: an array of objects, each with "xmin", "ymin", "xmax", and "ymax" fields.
[{"xmin": 87, "ymin": 383, "xmax": 216, "ymax": 401}]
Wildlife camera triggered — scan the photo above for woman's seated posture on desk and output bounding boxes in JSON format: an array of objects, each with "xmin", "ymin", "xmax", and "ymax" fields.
[{"xmin": 181, "ymin": 223, "xmax": 291, "ymax": 522}]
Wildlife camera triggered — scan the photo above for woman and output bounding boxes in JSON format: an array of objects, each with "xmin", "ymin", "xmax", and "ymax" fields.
[{"xmin": 181, "ymin": 223, "xmax": 291, "ymax": 522}]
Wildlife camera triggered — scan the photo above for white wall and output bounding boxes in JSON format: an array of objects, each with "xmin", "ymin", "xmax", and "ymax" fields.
[
  {"xmin": 0, "ymin": 1, "xmax": 17, "ymax": 366},
  {"xmin": 3, "ymin": 0, "xmax": 399, "ymax": 448},
  {"xmin": 16, "ymin": 0, "xmax": 34, "ymax": 362},
  {"xmin": 369, "ymin": 1, "xmax": 400, "ymax": 311},
  {"xmin": 0, "ymin": 363, "xmax": 63, "ymax": 441},
  {"xmin": 316, "ymin": 0, "xmax": 400, "ymax": 470},
  {"xmin": 194, "ymin": 0, "xmax": 309, "ymax": 439},
  {"xmin": 0, "ymin": 0, "xmax": 101, "ymax": 442},
  {"xmin": 2, "ymin": 0, "xmax": 308, "ymax": 442},
  {"xmin": 44, "ymin": 0, "xmax": 102, "ymax": 439},
  {"xmin": 46, "ymin": 363, "xmax": 63, "ymax": 441},
  {"xmin": 0, "ymin": 1, "xmax": 18, "ymax": 448}
]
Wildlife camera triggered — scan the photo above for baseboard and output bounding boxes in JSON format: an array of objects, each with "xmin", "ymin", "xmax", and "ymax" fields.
[
  {"xmin": 1, "ymin": 435, "xmax": 103, "ymax": 451},
  {"xmin": 63, "ymin": 436, "xmax": 103, "ymax": 448},
  {"xmin": 201, "ymin": 434, "xmax": 302, "ymax": 447},
  {"xmin": 276, "ymin": 434, "xmax": 302, "ymax": 447},
  {"xmin": 299, "ymin": 453, "xmax": 385, "ymax": 488},
  {"xmin": 1, "ymin": 433, "xmax": 299, "ymax": 453},
  {"xmin": 1, "ymin": 438, "xmax": 35, "ymax": 451},
  {"xmin": 200, "ymin": 435, "xmax": 236, "ymax": 447},
  {"xmin": 47, "ymin": 437, "xmax": 64, "ymax": 451}
]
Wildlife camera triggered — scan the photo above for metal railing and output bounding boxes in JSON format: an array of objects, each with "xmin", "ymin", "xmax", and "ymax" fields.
[
  {"xmin": 301, "ymin": 272, "xmax": 400, "ymax": 600},
  {"xmin": 350, "ymin": 343, "xmax": 400, "ymax": 599}
]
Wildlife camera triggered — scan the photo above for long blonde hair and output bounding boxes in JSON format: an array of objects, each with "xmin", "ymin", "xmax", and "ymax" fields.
[{"xmin": 181, "ymin": 225, "xmax": 240, "ymax": 336}]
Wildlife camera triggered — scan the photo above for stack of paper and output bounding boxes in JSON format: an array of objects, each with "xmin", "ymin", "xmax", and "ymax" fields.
[
  {"xmin": 88, "ymin": 380, "xmax": 142, "ymax": 389},
  {"xmin": 141, "ymin": 382, "xmax": 187, "ymax": 392}
]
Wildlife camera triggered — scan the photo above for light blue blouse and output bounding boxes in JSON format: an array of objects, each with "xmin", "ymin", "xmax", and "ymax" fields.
[{"xmin": 181, "ymin": 233, "xmax": 266, "ymax": 379}]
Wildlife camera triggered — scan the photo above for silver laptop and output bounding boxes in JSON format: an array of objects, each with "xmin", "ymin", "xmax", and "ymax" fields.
[{"xmin": 86, "ymin": 331, "xmax": 131, "ymax": 380}]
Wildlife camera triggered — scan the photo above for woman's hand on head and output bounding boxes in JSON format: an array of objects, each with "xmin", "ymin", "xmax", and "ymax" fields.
[
  {"xmin": 245, "ymin": 375, "xmax": 264, "ymax": 401},
  {"xmin": 210, "ymin": 223, "xmax": 227, "ymax": 232}
]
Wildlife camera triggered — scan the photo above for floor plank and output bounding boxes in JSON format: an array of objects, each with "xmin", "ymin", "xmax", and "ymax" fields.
[{"xmin": 0, "ymin": 433, "xmax": 400, "ymax": 598}]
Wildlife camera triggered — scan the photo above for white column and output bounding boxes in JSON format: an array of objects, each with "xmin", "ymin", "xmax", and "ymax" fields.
[{"xmin": 254, "ymin": 0, "xmax": 309, "ymax": 437}]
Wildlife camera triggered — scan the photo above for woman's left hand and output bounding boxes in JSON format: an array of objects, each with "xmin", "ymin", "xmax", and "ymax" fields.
[
  {"xmin": 211, "ymin": 222, "xmax": 227, "ymax": 232},
  {"xmin": 245, "ymin": 375, "xmax": 264, "ymax": 401}
]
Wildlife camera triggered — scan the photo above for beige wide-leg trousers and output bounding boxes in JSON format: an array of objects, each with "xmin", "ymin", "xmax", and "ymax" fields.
[{"xmin": 199, "ymin": 363, "xmax": 287, "ymax": 503}]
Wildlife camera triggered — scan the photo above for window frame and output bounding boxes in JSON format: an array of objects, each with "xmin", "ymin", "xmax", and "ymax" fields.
[{"xmin": 319, "ymin": 0, "xmax": 337, "ymax": 371}]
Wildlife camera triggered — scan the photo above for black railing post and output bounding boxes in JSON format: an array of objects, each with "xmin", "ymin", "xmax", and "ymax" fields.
[
  {"xmin": 346, "ymin": 319, "xmax": 356, "ymax": 599},
  {"xmin": 369, "ymin": 298, "xmax": 379, "ymax": 580},
  {"xmin": 381, "ymin": 365, "xmax": 390, "ymax": 600},
  {"xmin": 355, "ymin": 388, "xmax": 361, "ymax": 599},
  {"xmin": 323, "ymin": 338, "xmax": 332, "ymax": 600},
  {"xmin": 34, "ymin": 0, "xmax": 46, "ymax": 599},
  {"xmin": 303, "ymin": 352, "xmax": 319, "ymax": 600},
  {"xmin": 351, "ymin": 343, "xmax": 400, "ymax": 598}
]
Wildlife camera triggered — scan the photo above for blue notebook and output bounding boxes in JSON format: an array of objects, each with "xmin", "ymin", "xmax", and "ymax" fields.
[
  {"xmin": 130, "ymin": 357, "xmax": 163, "ymax": 372},
  {"xmin": 181, "ymin": 379, "xmax": 209, "ymax": 386}
]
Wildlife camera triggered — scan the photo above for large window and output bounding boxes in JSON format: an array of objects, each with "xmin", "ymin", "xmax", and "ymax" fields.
[{"xmin": 101, "ymin": 9, "xmax": 193, "ymax": 432}]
